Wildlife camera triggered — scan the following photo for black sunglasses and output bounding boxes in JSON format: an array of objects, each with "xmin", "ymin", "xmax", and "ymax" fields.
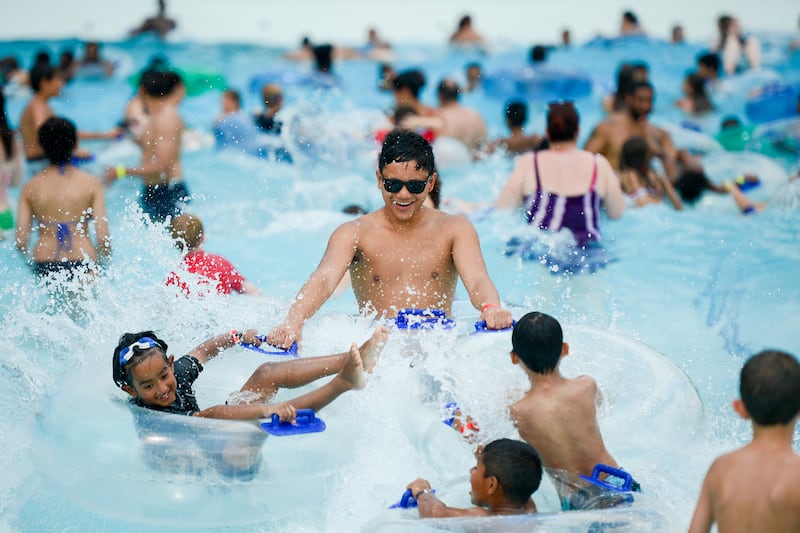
[{"xmin": 381, "ymin": 176, "xmax": 431, "ymax": 194}]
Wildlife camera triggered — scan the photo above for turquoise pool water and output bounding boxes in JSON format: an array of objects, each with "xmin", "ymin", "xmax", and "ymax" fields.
[{"xmin": 0, "ymin": 37, "xmax": 799, "ymax": 531}]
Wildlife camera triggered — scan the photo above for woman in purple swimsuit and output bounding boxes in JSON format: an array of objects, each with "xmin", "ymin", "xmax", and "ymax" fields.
[
  {"xmin": 496, "ymin": 101, "xmax": 625, "ymax": 246},
  {"xmin": 15, "ymin": 117, "xmax": 111, "ymax": 279}
]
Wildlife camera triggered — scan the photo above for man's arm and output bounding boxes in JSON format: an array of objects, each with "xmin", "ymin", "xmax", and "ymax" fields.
[
  {"xmin": 450, "ymin": 217, "xmax": 513, "ymax": 329},
  {"xmin": 104, "ymin": 115, "xmax": 182, "ymax": 183},
  {"xmin": 653, "ymin": 128, "xmax": 679, "ymax": 182},
  {"xmin": 90, "ymin": 179, "xmax": 112, "ymax": 260},
  {"xmin": 267, "ymin": 223, "xmax": 358, "ymax": 349},
  {"xmin": 14, "ymin": 185, "xmax": 32, "ymax": 255},
  {"xmin": 406, "ymin": 478, "xmax": 488, "ymax": 518},
  {"xmin": 687, "ymin": 462, "xmax": 718, "ymax": 533}
]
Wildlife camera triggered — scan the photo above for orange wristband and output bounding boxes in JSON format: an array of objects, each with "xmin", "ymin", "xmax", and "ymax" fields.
[{"xmin": 481, "ymin": 303, "xmax": 500, "ymax": 314}]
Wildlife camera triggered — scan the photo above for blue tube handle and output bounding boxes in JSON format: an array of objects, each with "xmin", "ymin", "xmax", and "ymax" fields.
[
  {"xmin": 241, "ymin": 336, "xmax": 299, "ymax": 356},
  {"xmin": 474, "ymin": 320, "xmax": 516, "ymax": 333}
]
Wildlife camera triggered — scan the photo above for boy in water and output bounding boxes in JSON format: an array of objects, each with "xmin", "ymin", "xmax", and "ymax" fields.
[
  {"xmin": 113, "ymin": 326, "xmax": 388, "ymax": 421},
  {"xmin": 166, "ymin": 212, "xmax": 260, "ymax": 296},
  {"xmin": 688, "ymin": 350, "xmax": 800, "ymax": 533},
  {"xmin": 406, "ymin": 438, "xmax": 541, "ymax": 517},
  {"xmin": 508, "ymin": 312, "xmax": 635, "ymax": 501}
]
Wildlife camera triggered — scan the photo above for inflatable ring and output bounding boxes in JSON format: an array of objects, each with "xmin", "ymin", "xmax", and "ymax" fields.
[
  {"xmin": 745, "ymin": 82, "xmax": 800, "ymax": 124},
  {"xmin": 248, "ymin": 68, "xmax": 337, "ymax": 94},
  {"xmin": 128, "ymin": 67, "xmax": 226, "ymax": 97}
]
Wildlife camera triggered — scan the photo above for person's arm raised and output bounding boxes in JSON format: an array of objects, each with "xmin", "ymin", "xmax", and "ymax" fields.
[
  {"xmin": 450, "ymin": 216, "xmax": 513, "ymax": 330},
  {"xmin": 267, "ymin": 223, "xmax": 358, "ymax": 349},
  {"xmin": 188, "ymin": 328, "xmax": 259, "ymax": 365}
]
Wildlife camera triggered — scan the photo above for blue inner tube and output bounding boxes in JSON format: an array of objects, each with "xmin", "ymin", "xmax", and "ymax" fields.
[
  {"xmin": 483, "ymin": 66, "xmax": 593, "ymax": 101},
  {"xmin": 745, "ymin": 83, "xmax": 800, "ymax": 124}
]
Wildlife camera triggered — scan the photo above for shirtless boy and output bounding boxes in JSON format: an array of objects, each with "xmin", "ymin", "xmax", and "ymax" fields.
[
  {"xmin": 105, "ymin": 70, "xmax": 188, "ymax": 222},
  {"xmin": 268, "ymin": 129, "xmax": 512, "ymax": 349},
  {"xmin": 584, "ymin": 81, "xmax": 679, "ymax": 182},
  {"xmin": 688, "ymin": 350, "xmax": 800, "ymax": 533},
  {"xmin": 20, "ymin": 64, "xmax": 119, "ymax": 167},
  {"xmin": 508, "ymin": 312, "xmax": 629, "ymax": 498},
  {"xmin": 406, "ymin": 438, "xmax": 541, "ymax": 518}
]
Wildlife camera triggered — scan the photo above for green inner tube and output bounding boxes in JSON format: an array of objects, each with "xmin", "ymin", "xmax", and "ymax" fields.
[{"xmin": 128, "ymin": 67, "xmax": 226, "ymax": 97}]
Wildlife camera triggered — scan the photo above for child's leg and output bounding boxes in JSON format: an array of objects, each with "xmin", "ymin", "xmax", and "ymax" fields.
[{"xmin": 239, "ymin": 326, "xmax": 388, "ymax": 401}]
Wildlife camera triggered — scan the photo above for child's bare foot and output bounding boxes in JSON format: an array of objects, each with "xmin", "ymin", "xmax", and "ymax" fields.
[
  {"xmin": 359, "ymin": 326, "xmax": 389, "ymax": 373},
  {"xmin": 339, "ymin": 342, "xmax": 367, "ymax": 390}
]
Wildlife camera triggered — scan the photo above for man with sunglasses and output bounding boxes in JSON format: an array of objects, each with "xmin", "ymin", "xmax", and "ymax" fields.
[{"xmin": 268, "ymin": 129, "xmax": 512, "ymax": 351}]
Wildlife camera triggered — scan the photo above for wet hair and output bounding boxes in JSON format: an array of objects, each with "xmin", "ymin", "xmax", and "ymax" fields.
[
  {"xmin": 0, "ymin": 56, "xmax": 20, "ymax": 84},
  {"xmin": 313, "ymin": 44, "xmax": 333, "ymax": 73},
  {"xmin": 223, "ymin": 88, "xmax": 241, "ymax": 107},
  {"xmin": 740, "ymin": 350, "xmax": 800, "ymax": 426},
  {"xmin": 619, "ymin": 135, "xmax": 649, "ymax": 174},
  {"xmin": 342, "ymin": 204, "xmax": 367, "ymax": 216},
  {"xmin": 112, "ymin": 331, "xmax": 169, "ymax": 388},
  {"xmin": 378, "ymin": 128, "xmax": 435, "ymax": 176},
  {"xmin": 0, "ymin": 88, "xmax": 13, "ymax": 161},
  {"xmin": 437, "ymin": 79, "xmax": 460, "ymax": 103},
  {"xmin": 612, "ymin": 63, "xmax": 636, "ymax": 111},
  {"xmin": 622, "ymin": 11, "xmax": 639, "ymax": 26},
  {"xmin": 720, "ymin": 115, "xmax": 742, "ymax": 130},
  {"xmin": 429, "ymin": 172, "xmax": 441, "ymax": 209},
  {"xmin": 170, "ymin": 213, "xmax": 204, "ymax": 252},
  {"xmin": 511, "ymin": 311, "xmax": 563, "ymax": 374},
  {"xmin": 697, "ymin": 53, "xmax": 720, "ymax": 76},
  {"xmin": 480, "ymin": 439, "xmax": 543, "ymax": 506},
  {"xmin": 140, "ymin": 69, "xmax": 182, "ymax": 97},
  {"xmin": 673, "ymin": 169, "xmax": 711, "ymax": 203},
  {"xmin": 546, "ymin": 101, "xmax": 579, "ymax": 143},
  {"xmin": 38, "ymin": 117, "xmax": 76, "ymax": 165},
  {"xmin": 630, "ymin": 62, "xmax": 649, "ymax": 81},
  {"xmin": 392, "ymin": 104, "xmax": 418, "ymax": 125},
  {"xmin": 505, "ymin": 100, "xmax": 528, "ymax": 128},
  {"xmin": 529, "ymin": 45, "xmax": 548, "ymax": 63},
  {"xmin": 29, "ymin": 63, "xmax": 56, "ymax": 93},
  {"xmin": 629, "ymin": 80, "xmax": 654, "ymax": 99},
  {"xmin": 458, "ymin": 15, "xmax": 472, "ymax": 29},
  {"xmin": 685, "ymin": 72, "xmax": 713, "ymax": 113},
  {"xmin": 33, "ymin": 50, "xmax": 52, "ymax": 69},
  {"xmin": 392, "ymin": 70, "xmax": 426, "ymax": 99}
]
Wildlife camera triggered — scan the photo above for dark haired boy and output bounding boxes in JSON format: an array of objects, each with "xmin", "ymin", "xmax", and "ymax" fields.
[
  {"xmin": 406, "ymin": 438, "xmax": 542, "ymax": 517},
  {"xmin": 113, "ymin": 327, "xmax": 387, "ymax": 420},
  {"xmin": 104, "ymin": 70, "xmax": 188, "ymax": 222},
  {"xmin": 508, "ymin": 312, "xmax": 628, "ymax": 500},
  {"xmin": 688, "ymin": 350, "xmax": 800, "ymax": 533},
  {"xmin": 268, "ymin": 129, "xmax": 512, "ymax": 350}
]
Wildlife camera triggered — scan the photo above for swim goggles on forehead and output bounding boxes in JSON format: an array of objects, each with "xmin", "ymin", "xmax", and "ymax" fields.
[
  {"xmin": 118, "ymin": 337, "xmax": 160, "ymax": 365},
  {"xmin": 381, "ymin": 175, "xmax": 431, "ymax": 194}
]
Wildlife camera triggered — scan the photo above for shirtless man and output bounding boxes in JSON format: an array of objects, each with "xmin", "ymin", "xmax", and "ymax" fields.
[
  {"xmin": 20, "ymin": 64, "xmax": 120, "ymax": 167},
  {"xmin": 268, "ymin": 129, "xmax": 513, "ymax": 349},
  {"xmin": 392, "ymin": 70, "xmax": 436, "ymax": 118},
  {"xmin": 584, "ymin": 81, "xmax": 679, "ymax": 182},
  {"xmin": 449, "ymin": 15, "xmax": 487, "ymax": 49},
  {"xmin": 105, "ymin": 70, "xmax": 189, "ymax": 222},
  {"xmin": 508, "ymin": 312, "xmax": 636, "ymax": 501},
  {"xmin": 434, "ymin": 79, "xmax": 487, "ymax": 153}
]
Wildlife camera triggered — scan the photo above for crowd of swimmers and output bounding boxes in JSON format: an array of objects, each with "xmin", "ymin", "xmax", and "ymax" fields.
[{"xmin": 0, "ymin": 7, "xmax": 799, "ymax": 531}]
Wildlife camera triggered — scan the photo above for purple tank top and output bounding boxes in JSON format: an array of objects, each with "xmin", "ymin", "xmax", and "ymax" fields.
[{"xmin": 525, "ymin": 151, "xmax": 602, "ymax": 245}]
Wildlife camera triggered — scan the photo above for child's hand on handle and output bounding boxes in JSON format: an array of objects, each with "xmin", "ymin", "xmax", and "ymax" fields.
[
  {"xmin": 267, "ymin": 322, "xmax": 302, "ymax": 352},
  {"xmin": 263, "ymin": 402, "xmax": 296, "ymax": 423}
]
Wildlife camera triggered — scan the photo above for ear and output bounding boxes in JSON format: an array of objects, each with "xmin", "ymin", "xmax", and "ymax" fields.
[
  {"xmin": 560, "ymin": 342, "xmax": 569, "ymax": 358},
  {"xmin": 168, "ymin": 354, "xmax": 175, "ymax": 367},
  {"xmin": 375, "ymin": 169, "xmax": 382, "ymax": 188},
  {"xmin": 732, "ymin": 399, "xmax": 750, "ymax": 420},
  {"xmin": 486, "ymin": 475, "xmax": 499, "ymax": 496},
  {"xmin": 428, "ymin": 172, "xmax": 437, "ymax": 192},
  {"xmin": 121, "ymin": 384, "xmax": 138, "ymax": 398},
  {"xmin": 510, "ymin": 351, "xmax": 520, "ymax": 365}
]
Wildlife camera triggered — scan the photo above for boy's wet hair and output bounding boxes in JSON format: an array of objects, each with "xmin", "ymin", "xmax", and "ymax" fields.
[
  {"xmin": 505, "ymin": 100, "xmax": 528, "ymax": 128},
  {"xmin": 529, "ymin": 45, "xmax": 548, "ymax": 63},
  {"xmin": 392, "ymin": 70, "xmax": 426, "ymax": 99},
  {"xmin": 674, "ymin": 170, "xmax": 711, "ymax": 203},
  {"xmin": 740, "ymin": 350, "xmax": 800, "ymax": 426},
  {"xmin": 620, "ymin": 135, "xmax": 648, "ymax": 173},
  {"xmin": 29, "ymin": 63, "xmax": 56, "ymax": 93},
  {"xmin": 546, "ymin": 101, "xmax": 579, "ymax": 143},
  {"xmin": 437, "ymin": 79, "xmax": 460, "ymax": 103},
  {"xmin": 512, "ymin": 311, "xmax": 563, "ymax": 374},
  {"xmin": 378, "ymin": 128, "xmax": 435, "ymax": 176},
  {"xmin": 38, "ymin": 117, "xmax": 76, "ymax": 165},
  {"xmin": 140, "ymin": 69, "xmax": 183, "ymax": 97},
  {"xmin": 170, "ymin": 212, "xmax": 204, "ymax": 252},
  {"xmin": 480, "ymin": 439, "xmax": 543, "ymax": 506},
  {"xmin": 112, "ymin": 331, "xmax": 169, "ymax": 388}
]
